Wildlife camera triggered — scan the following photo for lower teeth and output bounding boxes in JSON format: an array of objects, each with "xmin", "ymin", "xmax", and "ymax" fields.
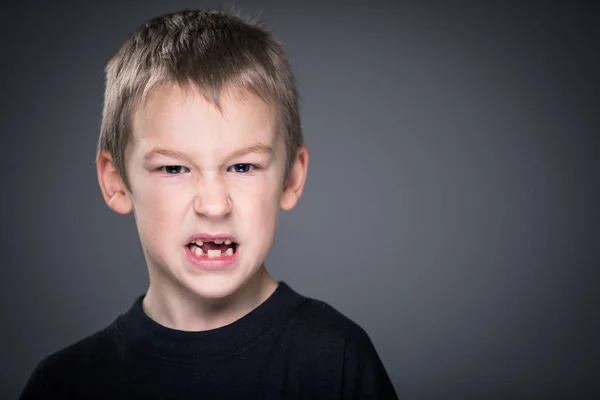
[
  {"xmin": 191, "ymin": 245, "xmax": 234, "ymax": 257},
  {"xmin": 207, "ymin": 249, "xmax": 221, "ymax": 258}
]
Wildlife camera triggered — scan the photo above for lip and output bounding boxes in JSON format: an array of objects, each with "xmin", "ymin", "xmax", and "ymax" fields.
[
  {"xmin": 184, "ymin": 244, "xmax": 239, "ymax": 270},
  {"xmin": 185, "ymin": 233, "xmax": 237, "ymax": 244}
]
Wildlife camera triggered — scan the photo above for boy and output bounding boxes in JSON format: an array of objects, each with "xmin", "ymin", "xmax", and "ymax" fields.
[{"xmin": 20, "ymin": 9, "xmax": 398, "ymax": 399}]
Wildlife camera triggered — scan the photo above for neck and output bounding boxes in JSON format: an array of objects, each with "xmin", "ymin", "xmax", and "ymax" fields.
[{"xmin": 142, "ymin": 266, "xmax": 278, "ymax": 331}]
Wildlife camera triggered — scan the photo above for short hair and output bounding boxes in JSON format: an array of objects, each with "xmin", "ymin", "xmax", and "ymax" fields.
[{"xmin": 97, "ymin": 9, "xmax": 302, "ymax": 190}]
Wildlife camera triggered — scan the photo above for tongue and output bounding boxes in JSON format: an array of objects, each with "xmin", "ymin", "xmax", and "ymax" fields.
[{"xmin": 201, "ymin": 242, "xmax": 230, "ymax": 252}]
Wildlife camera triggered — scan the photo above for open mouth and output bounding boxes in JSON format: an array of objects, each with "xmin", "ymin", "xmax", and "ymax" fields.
[{"xmin": 187, "ymin": 239, "xmax": 238, "ymax": 258}]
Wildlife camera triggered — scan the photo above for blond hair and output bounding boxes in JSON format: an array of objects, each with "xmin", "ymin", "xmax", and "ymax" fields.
[{"xmin": 97, "ymin": 9, "xmax": 302, "ymax": 190}]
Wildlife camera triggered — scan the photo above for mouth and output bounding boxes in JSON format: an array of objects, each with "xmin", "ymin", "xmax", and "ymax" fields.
[{"xmin": 187, "ymin": 238, "xmax": 238, "ymax": 259}]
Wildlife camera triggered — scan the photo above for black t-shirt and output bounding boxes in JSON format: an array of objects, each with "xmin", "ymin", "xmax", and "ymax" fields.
[{"xmin": 20, "ymin": 282, "xmax": 398, "ymax": 399}]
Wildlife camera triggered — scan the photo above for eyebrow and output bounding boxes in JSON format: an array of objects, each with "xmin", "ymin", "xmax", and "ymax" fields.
[
  {"xmin": 228, "ymin": 142, "xmax": 274, "ymax": 159},
  {"xmin": 143, "ymin": 148, "xmax": 192, "ymax": 163},
  {"xmin": 143, "ymin": 143, "xmax": 274, "ymax": 163}
]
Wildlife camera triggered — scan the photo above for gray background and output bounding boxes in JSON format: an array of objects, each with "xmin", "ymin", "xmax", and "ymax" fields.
[{"xmin": 1, "ymin": 1, "xmax": 599, "ymax": 398}]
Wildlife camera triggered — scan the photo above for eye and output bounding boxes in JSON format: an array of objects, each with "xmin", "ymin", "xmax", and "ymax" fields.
[
  {"xmin": 228, "ymin": 164, "xmax": 256, "ymax": 173},
  {"xmin": 159, "ymin": 166, "xmax": 189, "ymax": 174}
]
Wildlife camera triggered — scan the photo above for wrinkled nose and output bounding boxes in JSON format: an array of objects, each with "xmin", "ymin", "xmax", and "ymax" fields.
[{"xmin": 193, "ymin": 176, "xmax": 232, "ymax": 220}]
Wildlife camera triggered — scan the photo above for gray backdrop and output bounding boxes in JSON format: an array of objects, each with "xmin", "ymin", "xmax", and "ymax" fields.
[{"xmin": 1, "ymin": 1, "xmax": 599, "ymax": 398}]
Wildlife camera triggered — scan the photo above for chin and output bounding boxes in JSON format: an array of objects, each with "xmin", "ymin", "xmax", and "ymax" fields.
[
  {"xmin": 181, "ymin": 272, "xmax": 259, "ymax": 301},
  {"xmin": 182, "ymin": 279, "xmax": 236, "ymax": 300}
]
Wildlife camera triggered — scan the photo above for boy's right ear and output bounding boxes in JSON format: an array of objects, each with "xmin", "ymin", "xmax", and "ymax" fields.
[{"xmin": 96, "ymin": 150, "xmax": 133, "ymax": 215}]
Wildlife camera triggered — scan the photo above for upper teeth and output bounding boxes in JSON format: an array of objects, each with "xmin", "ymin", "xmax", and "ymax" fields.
[{"xmin": 191, "ymin": 239, "xmax": 233, "ymax": 245}]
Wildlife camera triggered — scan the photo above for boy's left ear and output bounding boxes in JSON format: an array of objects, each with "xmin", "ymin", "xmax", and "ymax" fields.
[{"xmin": 280, "ymin": 146, "xmax": 309, "ymax": 211}]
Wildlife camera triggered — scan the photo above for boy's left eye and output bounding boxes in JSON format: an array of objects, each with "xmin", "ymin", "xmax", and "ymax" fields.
[{"xmin": 228, "ymin": 164, "xmax": 256, "ymax": 173}]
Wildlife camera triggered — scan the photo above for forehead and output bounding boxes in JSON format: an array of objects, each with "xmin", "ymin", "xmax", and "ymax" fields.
[{"xmin": 130, "ymin": 83, "xmax": 281, "ymax": 153}]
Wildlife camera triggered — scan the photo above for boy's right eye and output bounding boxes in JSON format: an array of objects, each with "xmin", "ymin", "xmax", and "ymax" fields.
[{"xmin": 159, "ymin": 166, "xmax": 189, "ymax": 174}]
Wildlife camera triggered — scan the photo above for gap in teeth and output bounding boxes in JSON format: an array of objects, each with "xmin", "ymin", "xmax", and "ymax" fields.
[
  {"xmin": 189, "ymin": 244, "xmax": 235, "ymax": 257},
  {"xmin": 191, "ymin": 239, "xmax": 232, "ymax": 245}
]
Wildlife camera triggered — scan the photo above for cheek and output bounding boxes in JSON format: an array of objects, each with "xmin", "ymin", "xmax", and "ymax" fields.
[
  {"xmin": 232, "ymin": 178, "xmax": 282, "ymax": 236},
  {"xmin": 133, "ymin": 185, "xmax": 190, "ymax": 245}
]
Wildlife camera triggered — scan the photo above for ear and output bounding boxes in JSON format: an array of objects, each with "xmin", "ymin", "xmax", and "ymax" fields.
[
  {"xmin": 280, "ymin": 146, "xmax": 309, "ymax": 211},
  {"xmin": 96, "ymin": 150, "xmax": 133, "ymax": 215}
]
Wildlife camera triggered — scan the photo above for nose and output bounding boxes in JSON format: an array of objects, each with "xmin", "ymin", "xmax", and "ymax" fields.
[{"xmin": 193, "ymin": 175, "xmax": 232, "ymax": 220}]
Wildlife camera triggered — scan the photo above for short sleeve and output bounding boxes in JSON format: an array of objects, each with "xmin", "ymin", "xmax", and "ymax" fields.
[
  {"xmin": 19, "ymin": 360, "xmax": 47, "ymax": 399},
  {"xmin": 341, "ymin": 327, "xmax": 399, "ymax": 399}
]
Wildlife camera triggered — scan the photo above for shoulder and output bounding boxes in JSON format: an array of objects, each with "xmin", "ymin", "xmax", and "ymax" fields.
[
  {"xmin": 20, "ymin": 322, "xmax": 119, "ymax": 397},
  {"xmin": 287, "ymin": 295, "xmax": 375, "ymax": 352},
  {"xmin": 281, "ymin": 292, "xmax": 399, "ymax": 398},
  {"xmin": 295, "ymin": 297, "xmax": 366, "ymax": 333},
  {"xmin": 43, "ymin": 323, "xmax": 118, "ymax": 370}
]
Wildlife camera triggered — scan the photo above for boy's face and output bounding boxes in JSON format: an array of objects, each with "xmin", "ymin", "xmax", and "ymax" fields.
[{"xmin": 98, "ymin": 83, "xmax": 307, "ymax": 301}]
